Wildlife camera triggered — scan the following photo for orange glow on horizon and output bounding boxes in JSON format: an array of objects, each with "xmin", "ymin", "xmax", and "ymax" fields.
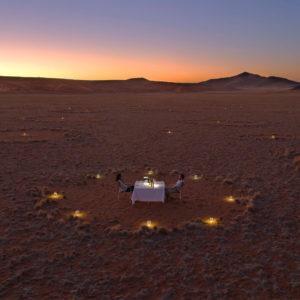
[
  {"xmin": 1, "ymin": 1, "xmax": 300, "ymax": 84},
  {"xmin": 1, "ymin": 42, "xmax": 299, "ymax": 83},
  {"xmin": 0, "ymin": 42, "xmax": 230, "ymax": 83}
]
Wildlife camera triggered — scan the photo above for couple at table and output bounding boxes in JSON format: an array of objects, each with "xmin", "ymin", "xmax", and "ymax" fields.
[{"xmin": 116, "ymin": 172, "xmax": 184, "ymax": 195}]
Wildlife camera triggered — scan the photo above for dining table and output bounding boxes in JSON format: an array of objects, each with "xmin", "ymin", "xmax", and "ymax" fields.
[{"xmin": 131, "ymin": 180, "xmax": 165, "ymax": 204}]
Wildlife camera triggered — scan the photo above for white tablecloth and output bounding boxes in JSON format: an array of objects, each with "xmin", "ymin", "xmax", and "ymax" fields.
[{"xmin": 131, "ymin": 181, "xmax": 165, "ymax": 204}]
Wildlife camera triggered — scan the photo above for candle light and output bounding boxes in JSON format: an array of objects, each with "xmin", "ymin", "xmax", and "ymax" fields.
[
  {"xmin": 141, "ymin": 220, "xmax": 157, "ymax": 229},
  {"xmin": 96, "ymin": 174, "xmax": 102, "ymax": 179},
  {"xmin": 73, "ymin": 210, "xmax": 81, "ymax": 217},
  {"xmin": 271, "ymin": 134, "xmax": 277, "ymax": 140},
  {"xmin": 192, "ymin": 174, "xmax": 202, "ymax": 181},
  {"xmin": 203, "ymin": 217, "xmax": 218, "ymax": 226},
  {"xmin": 21, "ymin": 132, "xmax": 28, "ymax": 137},
  {"xmin": 147, "ymin": 170, "xmax": 154, "ymax": 176},
  {"xmin": 48, "ymin": 192, "xmax": 63, "ymax": 200},
  {"xmin": 71, "ymin": 210, "xmax": 86, "ymax": 219},
  {"xmin": 225, "ymin": 195, "xmax": 235, "ymax": 203}
]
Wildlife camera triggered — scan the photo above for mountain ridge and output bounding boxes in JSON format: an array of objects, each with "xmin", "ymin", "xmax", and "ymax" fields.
[{"xmin": 0, "ymin": 72, "xmax": 299, "ymax": 93}]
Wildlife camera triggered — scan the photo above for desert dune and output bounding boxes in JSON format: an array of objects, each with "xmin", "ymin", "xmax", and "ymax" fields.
[{"xmin": 0, "ymin": 90, "xmax": 299, "ymax": 299}]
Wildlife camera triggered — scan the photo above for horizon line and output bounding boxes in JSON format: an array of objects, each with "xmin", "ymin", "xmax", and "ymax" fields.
[{"xmin": 1, "ymin": 71, "xmax": 299, "ymax": 84}]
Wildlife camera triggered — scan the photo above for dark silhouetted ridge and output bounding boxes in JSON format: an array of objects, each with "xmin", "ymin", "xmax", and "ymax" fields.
[
  {"xmin": 200, "ymin": 72, "xmax": 299, "ymax": 91},
  {"xmin": 237, "ymin": 72, "xmax": 259, "ymax": 77},
  {"xmin": 0, "ymin": 72, "xmax": 299, "ymax": 93},
  {"xmin": 126, "ymin": 77, "xmax": 149, "ymax": 81}
]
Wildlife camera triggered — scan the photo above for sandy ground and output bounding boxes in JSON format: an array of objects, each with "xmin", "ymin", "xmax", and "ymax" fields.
[{"xmin": 0, "ymin": 92, "xmax": 299, "ymax": 299}]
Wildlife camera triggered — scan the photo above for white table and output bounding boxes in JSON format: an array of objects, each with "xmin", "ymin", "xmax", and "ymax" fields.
[{"xmin": 131, "ymin": 181, "xmax": 165, "ymax": 204}]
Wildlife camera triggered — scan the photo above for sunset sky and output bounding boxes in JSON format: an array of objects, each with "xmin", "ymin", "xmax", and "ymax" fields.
[{"xmin": 1, "ymin": 0, "xmax": 300, "ymax": 82}]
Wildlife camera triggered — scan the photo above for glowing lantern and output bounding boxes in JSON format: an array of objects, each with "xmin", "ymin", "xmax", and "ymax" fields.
[
  {"xmin": 192, "ymin": 174, "xmax": 202, "ymax": 181},
  {"xmin": 203, "ymin": 217, "xmax": 218, "ymax": 226},
  {"xmin": 48, "ymin": 192, "xmax": 63, "ymax": 200},
  {"xmin": 21, "ymin": 132, "xmax": 28, "ymax": 137},
  {"xmin": 147, "ymin": 170, "xmax": 154, "ymax": 176},
  {"xmin": 95, "ymin": 174, "xmax": 102, "ymax": 179},
  {"xmin": 141, "ymin": 220, "xmax": 157, "ymax": 229},
  {"xmin": 225, "ymin": 195, "xmax": 235, "ymax": 203},
  {"xmin": 73, "ymin": 210, "xmax": 82, "ymax": 218}
]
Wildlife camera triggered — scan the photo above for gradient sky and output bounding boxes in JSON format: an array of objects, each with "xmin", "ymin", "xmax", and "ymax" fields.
[{"xmin": 1, "ymin": 0, "xmax": 300, "ymax": 82}]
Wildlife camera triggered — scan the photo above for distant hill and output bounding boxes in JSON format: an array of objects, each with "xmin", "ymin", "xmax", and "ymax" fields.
[
  {"xmin": 0, "ymin": 72, "xmax": 299, "ymax": 93},
  {"xmin": 0, "ymin": 76, "xmax": 206, "ymax": 93},
  {"xmin": 200, "ymin": 72, "xmax": 299, "ymax": 91}
]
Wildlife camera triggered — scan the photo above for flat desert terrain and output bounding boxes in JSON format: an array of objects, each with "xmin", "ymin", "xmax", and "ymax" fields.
[{"xmin": 0, "ymin": 92, "xmax": 299, "ymax": 299}]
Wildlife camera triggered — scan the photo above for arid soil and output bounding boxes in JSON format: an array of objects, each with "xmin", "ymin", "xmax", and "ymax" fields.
[{"xmin": 0, "ymin": 92, "xmax": 299, "ymax": 299}]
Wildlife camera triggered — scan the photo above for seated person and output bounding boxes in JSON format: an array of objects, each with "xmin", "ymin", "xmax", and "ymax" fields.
[
  {"xmin": 115, "ymin": 173, "xmax": 134, "ymax": 192},
  {"xmin": 166, "ymin": 173, "xmax": 185, "ymax": 197}
]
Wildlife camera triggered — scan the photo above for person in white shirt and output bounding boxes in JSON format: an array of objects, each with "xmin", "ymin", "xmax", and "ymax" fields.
[
  {"xmin": 166, "ymin": 174, "xmax": 184, "ymax": 198},
  {"xmin": 115, "ymin": 173, "xmax": 134, "ymax": 192}
]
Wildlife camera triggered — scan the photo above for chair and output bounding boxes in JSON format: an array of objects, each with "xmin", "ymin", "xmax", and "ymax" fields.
[
  {"xmin": 168, "ymin": 182, "xmax": 184, "ymax": 200},
  {"xmin": 117, "ymin": 181, "xmax": 131, "ymax": 200},
  {"xmin": 173, "ymin": 187, "xmax": 183, "ymax": 200}
]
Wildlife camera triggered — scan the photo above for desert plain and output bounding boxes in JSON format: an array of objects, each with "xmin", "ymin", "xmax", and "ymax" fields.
[{"xmin": 0, "ymin": 91, "xmax": 299, "ymax": 299}]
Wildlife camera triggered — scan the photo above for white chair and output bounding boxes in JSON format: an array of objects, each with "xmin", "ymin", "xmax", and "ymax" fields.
[{"xmin": 117, "ymin": 181, "xmax": 131, "ymax": 200}]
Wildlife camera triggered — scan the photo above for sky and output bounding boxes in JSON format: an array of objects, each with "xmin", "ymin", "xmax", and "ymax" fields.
[{"xmin": 1, "ymin": 0, "xmax": 300, "ymax": 82}]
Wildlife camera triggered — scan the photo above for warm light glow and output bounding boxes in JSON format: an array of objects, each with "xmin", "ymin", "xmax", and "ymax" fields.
[
  {"xmin": 271, "ymin": 134, "xmax": 277, "ymax": 140},
  {"xmin": 146, "ymin": 220, "xmax": 154, "ymax": 229},
  {"xmin": 141, "ymin": 220, "xmax": 158, "ymax": 229},
  {"xmin": 21, "ymin": 132, "xmax": 28, "ymax": 137},
  {"xmin": 60, "ymin": 117, "xmax": 65, "ymax": 120},
  {"xmin": 191, "ymin": 174, "xmax": 203, "ymax": 181},
  {"xmin": 146, "ymin": 170, "xmax": 155, "ymax": 176},
  {"xmin": 166, "ymin": 130, "xmax": 173, "ymax": 134},
  {"xmin": 143, "ymin": 181, "xmax": 158, "ymax": 188},
  {"xmin": 225, "ymin": 195, "xmax": 235, "ymax": 203},
  {"xmin": 72, "ymin": 210, "xmax": 85, "ymax": 219},
  {"xmin": 1, "ymin": 2, "xmax": 300, "ymax": 84},
  {"xmin": 48, "ymin": 192, "xmax": 63, "ymax": 200},
  {"xmin": 0, "ymin": 41, "xmax": 217, "ymax": 82},
  {"xmin": 96, "ymin": 174, "xmax": 103, "ymax": 179},
  {"xmin": 203, "ymin": 217, "xmax": 218, "ymax": 226}
]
